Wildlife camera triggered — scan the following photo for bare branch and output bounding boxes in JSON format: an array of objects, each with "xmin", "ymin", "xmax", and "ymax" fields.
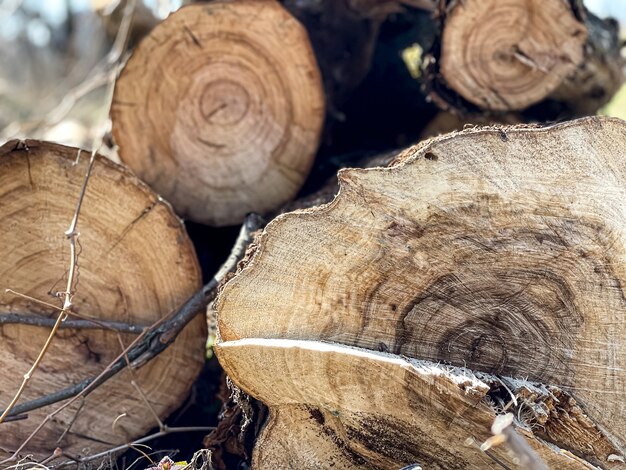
[
  {"xmin": 54, "ymin": 426, "xmax": 215, "ymax": 468},
  {"xmin": 0, "ymin": 213, "xmax": 264, "ymax": 463},
  {"xmin": 0, "ymin": 0, "xmax": 138, "ymax": 431},
  {"xmin": 0, "ymin": 313, "xmax": 146, "ymax": 334}
]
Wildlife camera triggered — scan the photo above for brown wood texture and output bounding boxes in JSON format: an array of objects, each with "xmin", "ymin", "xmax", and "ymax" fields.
[
  {"xmin": 0, "ymin": 140, "xmax": 206, "ymax": 460},
  {"xmin": 439, "ymin": 0, "xmax": 587, "ymax": 111},
  {"xmin": 217, "ymin": 116, "xmax": 626, "ymax": 468},
  {"xmin": 217, "ymin": 339, "xmax": 606, "ymax": 469},
  {"xmin": 111, "ymin": 0, "xmax": 325, "ymax": 226}
]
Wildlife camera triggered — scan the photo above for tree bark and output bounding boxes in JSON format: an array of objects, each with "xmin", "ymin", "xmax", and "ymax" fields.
[
  {"xmin": 0, "ymin": 140, "xmax": 205, "ymax": 461},
  {"xmin": 216, "ymin": 116, "xmax": 626, "ymax": 469},
  {"xmin": 111, "ymin": 0, "xmax": 325, "ymax": 227},
  {"xmin": 282, "ymin": 0, "xmax": 435, "ymax": 118}
]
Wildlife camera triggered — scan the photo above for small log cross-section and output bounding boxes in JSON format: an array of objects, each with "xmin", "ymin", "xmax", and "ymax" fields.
[
  {"xmin": 0, "ymin": 141, "xmax": 206, "ymax": 461},
  {"xmin": 216, "ymin": 117, "xmax": 626, "ymax": 468},
  {"xmin": 111, "ymin": 0, "xmax": 325, "ymax": 226},
  {"xmin": 439, "ymin": 0, "xmax": 587, "ymax": 111}
]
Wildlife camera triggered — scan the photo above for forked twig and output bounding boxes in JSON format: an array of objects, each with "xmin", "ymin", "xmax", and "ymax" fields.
[
  {"xmin": 0, "ymin": 148, "xmax": 97, "ymax": 425},
  {"xmin": 0, "ymin": 0, "xmax": 137, "ymax": 430},
  {"xmin": 0, "ymin": 213, "xmax": 263, "ymax": 464}
]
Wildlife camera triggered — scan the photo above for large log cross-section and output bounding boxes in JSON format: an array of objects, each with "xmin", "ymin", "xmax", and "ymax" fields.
[
  {"xmin": 217, "ymin": 117, "xmax": 626, "ymax": 469},
  {"xmin": 0, "ymin": 141, "xmax": 206, "ymax": 461}
]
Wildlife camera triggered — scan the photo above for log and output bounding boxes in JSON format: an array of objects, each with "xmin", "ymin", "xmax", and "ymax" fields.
[
  {"xmin": 547, "ymin": 11, "xmax": 625, "ymax": 117},
  {"xmin": 111, "ymin": 0, "xmax": 325, "ymax": 226},
  {"xmin": 216, "ymin": 116, "xmax": 626, "ymax": 468},
  {"xmin": 0, "ymin": 140, "xmax": 205, "ymax": 461},
  {"xmin": 439, "ymin": 0, "xmax": 587, "ymax": 111},
  {"xmin": 423, "ymin": 0, "xmax": 624, "ymax": 116},
  {"xmin": 282, "ymin": 0, "xmax": 435, "ymax": 117},
  {"xmin": 217, "ymin": 339, "xmax": 602, "ymax": 469},
  {"xmin": 283, "ymin": 0, "xmax": 440, "ymax": 154}
]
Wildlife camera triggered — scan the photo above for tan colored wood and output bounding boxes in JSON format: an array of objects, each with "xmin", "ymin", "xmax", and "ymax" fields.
[
  {"xmin": 217, "ymin": 116, "xmax": 626, "ymax": 467},
  {"xmin": 111, "ymin": 0, "xmax": 325, "ymax": 226},
  {"xmin": 216, "ymin": 339, "xmax": 606, "ymax": 469},
  {"xmin": 440, "ymin": 0, "xmax": 586, "ymax": 111},
  {"xmin": 0, "ymin": 140, "xmax": 205, "ymax": 460}
]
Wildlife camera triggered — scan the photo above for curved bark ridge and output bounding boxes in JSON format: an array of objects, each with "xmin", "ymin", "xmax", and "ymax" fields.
[
  {"xmin": 440, "ymin": 0, "xmax": 587, "ymax": 111},
  {"xmin": 111, "ymin": 1, "xmax": 324, "ymax": 226},
  {"xmin": 0, "ymin": 141, "xmax": 205, "ymax": 459},
  {"xmin": 217, "ymin": 117, "xmax": 626, "ymax": 467}
]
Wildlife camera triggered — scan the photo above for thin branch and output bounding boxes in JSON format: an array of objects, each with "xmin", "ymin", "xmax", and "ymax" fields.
[
  {"xmin": 0, "ymin": 214, "xmax": 264, "ymax": 463},
  {"xmin": 2, "ymin": 414, "xmax": 27, "ymax": 423},
  {"xmin": 55, "ymin": 398, "xmax": 84, "ymax": 445},
  {"xmin": 131, "ymin": 380, "xmax": 164, "ymax": 431},
  {"xmin": 54, "ymin": 426, "xmax": 215, "ymax": 468},
  {"xmin": 0, "ymin": 150, "xmax": 90, "ymax": 424},
  {"xmin": 0, "ymin": 313, "xmax": 146, "ymax": 334},
  {"xmin": 0, "ymin": 0, "xmax": 138, "ymax": 431},
  {"xmin": 0, "ymin": 145, "xmax": 99, "ymax": 425},
  {"xmin": 4, "ymin": 288, "xmax": 146, "ymax": 333}
]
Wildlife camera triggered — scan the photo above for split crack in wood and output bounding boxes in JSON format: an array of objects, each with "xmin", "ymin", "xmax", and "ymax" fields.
[{"xmin": 216, "ymin": 116, "xmax": 626, "ymax": 469}]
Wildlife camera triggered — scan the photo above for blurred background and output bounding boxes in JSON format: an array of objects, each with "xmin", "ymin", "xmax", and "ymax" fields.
[{"xmin": 0, "ymin": 0, "xmax": 183, "ymax": 151}]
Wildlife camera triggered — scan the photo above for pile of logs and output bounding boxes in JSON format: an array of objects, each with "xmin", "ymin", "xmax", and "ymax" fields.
[{"xmin": 0, "ymin": 0, "xmax": 625, "ymax": 468}]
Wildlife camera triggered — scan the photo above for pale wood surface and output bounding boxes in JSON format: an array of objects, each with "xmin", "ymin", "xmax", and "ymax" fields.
[
  {"xmin": 218, "ymin": 116, "xmax": 626, "ymax": 468},
  {"xmin": 0, "ymin": 140, "xmax": 206, "ymax": 460},
  {"xmin": 111, "ymin": 0, "xmax": 325, "ymax": 226}
]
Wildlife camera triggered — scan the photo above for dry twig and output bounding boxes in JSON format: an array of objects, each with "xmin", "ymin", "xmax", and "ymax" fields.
[
  {"xmin": 0, "ymin": 0, "xmax": 136, "ymax": 436},
  {"xmin": 0, "ymin": 213, "xmax": 263, "ymax": 464},
  {"xmin": 0, "ymin": 312, "xmax": 146, "ymax": 334}
]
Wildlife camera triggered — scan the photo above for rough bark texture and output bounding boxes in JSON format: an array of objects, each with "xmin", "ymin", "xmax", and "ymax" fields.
[
  {"xmin": 547, "ymin": 9, "xmax": 625, "ymax": 117},
  {"xmin": 111, "ymin": 0, "xmax": 325, "ymax": 226},
  {"xmin": 422, "ymin": 0, "xmax": 624, "ymax": 117},
  {"xmin": 216, "ymin": 116, "xmax": 626, "ymax": 468},
  {"xmin": 0, "ymin": 140, "xmax": 206, "ymax": 460},
  {"xmin": 282, "ymin": 0, "xmax": 434, "ymax": 117}
]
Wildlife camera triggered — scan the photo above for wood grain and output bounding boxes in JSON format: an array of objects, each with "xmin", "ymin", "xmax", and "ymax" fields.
[
  {"xmin": 217, "ymin": 339, "xmax": 606, "ymax": 469},
  {"xmin": 0, "ymin": 140, "xmax": 206, "ymax": 460},
  {"xmin": 111, "ymin": 0, "xmax": 325, "ymax": 226},
  {"xmin": 217, "ymin": 116, "xmax": 626, "ymax": 468},
  {"xmin": 440, "ymin": 0, "xmax": 586, "ymax": 111}
]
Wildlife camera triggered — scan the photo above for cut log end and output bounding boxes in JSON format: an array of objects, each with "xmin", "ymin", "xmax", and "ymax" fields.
[
  {"xmin": 217, "ymin": 116, "xmax": 626, "ymax": 468},
  {"xmin": 217, "ymin": 339, "xmax": 619, "ymax": 469},
  {"xmin": 111, "ymin": 0, "xmax": 325, "ymax": 226},
  {"xmin": 439, "ymin": 0, "xmax": 587, "ymax": 111},
  {"xmin": 0, "ymin": 140, "xmax": 206, "ymax": 461}
]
